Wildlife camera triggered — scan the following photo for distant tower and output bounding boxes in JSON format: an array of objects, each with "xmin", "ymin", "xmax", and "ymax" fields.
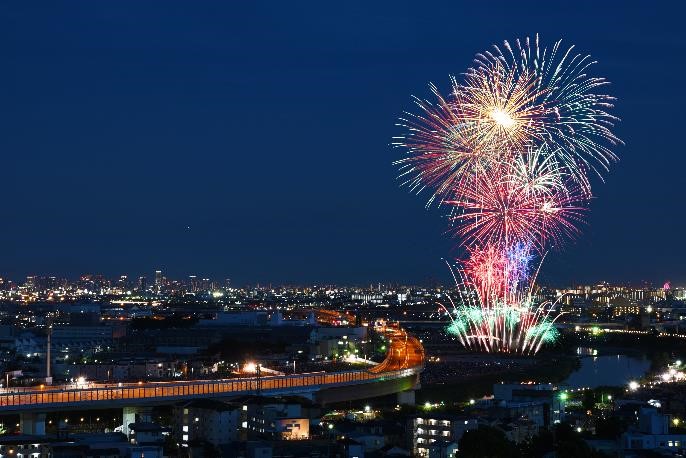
[
  {"xmin": 138, "ymin": 276, "xmax": 147, "ymax": 291},
  {"xmin": 155, "ymin": 270, "xmax": 163, "ymax": 289}
]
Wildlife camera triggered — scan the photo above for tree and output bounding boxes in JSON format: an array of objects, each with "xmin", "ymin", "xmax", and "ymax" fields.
[
  {"xmin": 554, "ymin": 424, "xmax": 607, "ymax": 458},
  {"xmin": 519, "ymin": 430, "xmax": 554, "ymax": 457},
  {"xmin": 556, "ymin": 439, "xmax": 594, "ymax": 458},
  {"xmin": 650, "ymin": 351, "xmax": 671, "ymax": 372},
  {"xmin": 595, "ymin": 416, "xmax": 625, "ymax": 439},
  {"xmin": 457, "ymin": 426, "xmax": 520, "ymax": 458},
  {"xmin": 582, "ymin": 390, "xmax": 596, "ymax": 411}
]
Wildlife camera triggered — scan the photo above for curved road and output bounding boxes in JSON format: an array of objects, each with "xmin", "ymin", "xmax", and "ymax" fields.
[{"xmin": 0, "ymin": 325, "xmax": 424, "ymax": 411}]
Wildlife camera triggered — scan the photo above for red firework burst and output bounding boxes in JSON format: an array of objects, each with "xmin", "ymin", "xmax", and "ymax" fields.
[
  {"xmin": 461, "ymin": 241, "xmax": 533, "ymax": 308},
  {"xmin": 447, "ymin": 161, "xmax": 587, "ymax": 250}
]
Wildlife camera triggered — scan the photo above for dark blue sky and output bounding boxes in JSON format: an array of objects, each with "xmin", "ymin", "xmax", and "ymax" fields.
[{"xmin": 1, "ymin": 1, "xmax": 683, "ymax": 286}]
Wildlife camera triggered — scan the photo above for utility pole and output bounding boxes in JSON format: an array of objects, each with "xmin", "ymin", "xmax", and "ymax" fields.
[
  {"xmin": 256, "ymin": 364, "xmax": 262, "ymax": 394},
  {"xmin": 46, "ymin": 324, "xmax": 52, "ymax": 385}
]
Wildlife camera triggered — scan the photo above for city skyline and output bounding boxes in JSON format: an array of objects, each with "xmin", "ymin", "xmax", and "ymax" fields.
[
  {"xmin": 3, "ymin": 2, "xmax": 685, "ymax": 285},
  {"xmin": 2, "ymin": 4, "xmax": 686, "ymax": 457},
  {"xmin": 2, "ymin": 268, "xmax": 684, "ymax": 291}
]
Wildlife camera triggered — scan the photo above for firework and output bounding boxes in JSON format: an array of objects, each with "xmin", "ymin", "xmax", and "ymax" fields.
[
  {"xmin": 462, "ymin": 241, "xmax": 533, "ymax": 307},
  {"xmin": 394, "ymin": 34, "xmax": 621, "ymax": 206},
  {"xmin": 458, "ymin": 59, "xmax": 547, "ymax": 153},
  {"xmin": 393, "ymin": 82, "xmax": 487, "ymax": 207},
  {"xmin": 471, "ymin": 35, "xmax": 622, "ymax": 188},
  {"xmin": 395, "ymin": 35, "xmax": 621, "ymax": 354},
  {"xmin": 447, "ymin": 155, "xmax": 587, "ymax": 251},
  {"xmin": 445, "ymin": 303, "xmax": 561, "ymax": 354},
  {"xmin": 442, "ymin": 253, "xmax": 562, "ymax": 354}
]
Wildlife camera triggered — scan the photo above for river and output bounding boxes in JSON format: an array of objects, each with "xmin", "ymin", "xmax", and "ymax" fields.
[{"xmin": 563, "ymin": 348, "xmax": 650, "ymax": 388}]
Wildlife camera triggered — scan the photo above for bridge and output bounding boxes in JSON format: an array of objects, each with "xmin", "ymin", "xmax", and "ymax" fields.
[{"xmin": 0, "ymin": 326, "xmax": 424, "ymax": 434}]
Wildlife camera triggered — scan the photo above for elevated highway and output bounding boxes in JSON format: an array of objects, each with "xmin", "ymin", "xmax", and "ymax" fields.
[{"xmin": 0, "ymin": 325, "xmax": 424, "ymax": 428}]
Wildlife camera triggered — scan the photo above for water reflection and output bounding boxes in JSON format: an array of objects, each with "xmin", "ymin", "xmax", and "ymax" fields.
[
  {"xmin": 564, "ymin": 349, "xmax": 650, "ymax": 388},
  {"xmin": 576, "ymin": 347, "xmax": 598, "ymax": 356}
]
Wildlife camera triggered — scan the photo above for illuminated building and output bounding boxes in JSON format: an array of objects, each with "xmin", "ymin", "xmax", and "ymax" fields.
[
  {"xmin": 410, "ymin": 414, "xmax": 477, "ymax": 457},
  {"xmin": 175, "ymin": 399, "xmax": 241, "ymax": 447},
  {"xmin": 621, "ymin": 408, "xmax": 686, "ymax": 453}
]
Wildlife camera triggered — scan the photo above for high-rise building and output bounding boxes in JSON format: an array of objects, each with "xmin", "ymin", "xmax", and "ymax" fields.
[
  {"xmin": 189, "ymin": 275, "xmax": 198, "ymax": 292},
  {"xmin": 138, "ymin": 276, "xmax": 147, "ymax": 291},
  {"xmin": 155, "ymin": 270, "xmax": 163, "ymax": 288}
]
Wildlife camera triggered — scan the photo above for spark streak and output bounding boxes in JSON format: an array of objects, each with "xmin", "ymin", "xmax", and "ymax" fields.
[{"xmin": 394, "ymin": 35, "xmax": 621, "ymax": 353}]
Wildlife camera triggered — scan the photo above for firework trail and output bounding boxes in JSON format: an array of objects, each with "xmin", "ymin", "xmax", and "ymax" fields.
[{"xmin": 395, "ymin": 35, "xmax": 621, "ymax": 353}]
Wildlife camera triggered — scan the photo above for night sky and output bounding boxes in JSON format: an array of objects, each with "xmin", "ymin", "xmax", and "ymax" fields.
[{"xmin": 1, "ymin": 2, "xmax": 684, "ymax": 286}]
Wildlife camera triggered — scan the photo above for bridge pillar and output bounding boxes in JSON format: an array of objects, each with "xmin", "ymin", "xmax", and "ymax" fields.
[
  {"xmin": 20, "ymin": 412, "xmax": 46, "ymax": 435},
  {"xmin": 295, "ymin": 392, "xmax": 314, "ymax": 401},
  {"xmin": 122, "ymin": 406, "xmax": 153, "ymax": 436},
  {"xmin": 397, "ymin": 389, "xmax": 416, "ymax": 406}
]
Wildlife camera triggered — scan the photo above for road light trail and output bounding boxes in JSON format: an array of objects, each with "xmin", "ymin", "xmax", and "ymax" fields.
[{"xmin": 0, "ymin": 325, "xmax": 424, "ymax": 409}]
